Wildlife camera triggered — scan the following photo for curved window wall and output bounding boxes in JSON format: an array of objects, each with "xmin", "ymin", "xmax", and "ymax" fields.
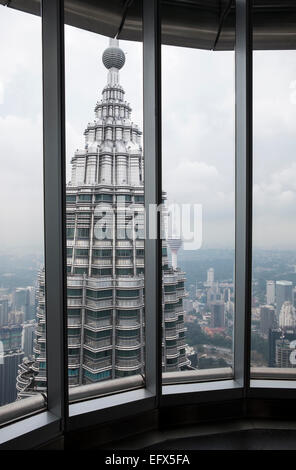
[{"xmin": 1, "ymin": 0, "xmax": 296, "ymax": 450}]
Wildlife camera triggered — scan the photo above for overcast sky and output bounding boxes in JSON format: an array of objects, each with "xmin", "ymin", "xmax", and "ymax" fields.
[{"xmin": 0, "ymin": 6, "xmax": 296, "ymax": 253}]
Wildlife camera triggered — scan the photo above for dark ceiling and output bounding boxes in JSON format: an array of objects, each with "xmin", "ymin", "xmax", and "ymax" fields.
[{"xmin": 0, "ymin": 0, "xmax": 295, "ymax": 50}]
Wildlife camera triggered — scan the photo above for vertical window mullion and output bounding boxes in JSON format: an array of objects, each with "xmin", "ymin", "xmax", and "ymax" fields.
[
  {"xmin": 234, "ymin": 0, "xmax": 253, "ymax": 392},
  {"xmin": 42, "ymin": 0, "xmax": 68, "ymax": 423},
  {"xmin": 143, "ymin": 0, "xmax": 162, "ymax": 402}
]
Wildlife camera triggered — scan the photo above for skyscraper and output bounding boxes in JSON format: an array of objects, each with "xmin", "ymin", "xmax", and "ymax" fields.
[
  {"xmin": 207, "ymin": 268, "xmax": 215, "ymax": 285},
  {"xmin": 276, "ymin": 281, "xmax": 293, "ymax": 316},
  {"xmin": 275, "ymin": 338, "xmax": 295, "ymax": 368},
  {"xmin": 13, "ymin": 287, "xmax": 35, "ymax": 322},
  {"xmin": 268, "ymin": 328, "xmax": 296, "ymax": 367},
  {"xmin": 167, "ymin": 238, "xmax": 182, "ymax": 270},
  {"xmin": 0, "ymin": 296, "xmax": 9, "ymax": 327},
  {"xmin": 0, "ymin": 325, "xmax": 23, "ymax": 406},
  {"xmin": 266, "ymin": 280, "xmax": 275, "ymax": 305},
  {"xmin": 17, "ymin": 39, "xmax": 189, "ymax": 396},
  {"xmin": 259, "ymin": 305, "xmax": 275, "ymax": 336},
  {"xmin": 22, "ymin": 322, "xmax": 36, "ymax": 359},
  {"xmin": 279, "ymin": 301, "xmax": 296, "ymax": 329},
  {"xmin": 210, "ymin": 301, "xmax": 225, "ymax": 328}
]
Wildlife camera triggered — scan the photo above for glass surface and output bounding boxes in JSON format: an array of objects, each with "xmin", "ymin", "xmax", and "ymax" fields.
[
  {"xmin": 251, "ymin": 49, "xmax": 296, "ymax": 377},
  {"xmin": 161, "ymin": 45, "xmax": 235, "ymax": 378},
  {"xmin": 0, "ymin": 7, "xmax": 46, "ymax": 408},
  {"xmin": 64, "ymin": 25, "xmax": 144, "ymax": 393}
]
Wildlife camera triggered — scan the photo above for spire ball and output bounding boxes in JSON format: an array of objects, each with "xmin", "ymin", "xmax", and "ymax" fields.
[{"xmin": 102, "ymin": 40, "xmax": 125, "ymax": 70}]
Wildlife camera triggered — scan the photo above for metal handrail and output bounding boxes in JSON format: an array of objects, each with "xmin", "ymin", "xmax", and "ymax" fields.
[
  {"xmin": 0, "ymin": 395, "xmax": 46, "ymax": 428},
  {"xmin": 2, "ymin": 367, "xmax": 296, "ymax": 428},
  {"xmin": 162, "ymin": 367, "xmax": 233, "ymax": 385},
  {"xmin": 251, "ymin": 367, "xmax": 296, "ymax": 380},
  {"xmin": 69, "ymin": 374, "xmax": 144, "ymax": 402}
]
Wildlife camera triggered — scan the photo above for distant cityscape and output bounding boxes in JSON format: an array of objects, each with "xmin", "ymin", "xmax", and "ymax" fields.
[
  {"xmin": 0, "ymin": 251, "xmax": 42, "ymax": 405},
  {"xmin": 2, "ymin": 248, "xmax": 296, "ymax": 405},
  {"xmin": 180, "ymin": 248, "xmax": 296, "ymax": 371}
]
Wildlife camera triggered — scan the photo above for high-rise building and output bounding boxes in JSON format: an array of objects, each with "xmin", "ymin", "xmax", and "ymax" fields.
[
  {"xmin": 275, "ymin": 338, "xmax": 295, "ymax": 368},
  {"xmin": 0, "ymin": 296, "xmax": 9, "ymax": 327},
  {"xmin": 14, "ymin": 288, "xmax": 28, "ymax": 313},
  {"xmin": 266, "ymin": 280, "xmax": 275, "ymax": 305},
  {"xmin": 0, "ymin": 325, "xmax": 23, "ymax": 406},
  {"xmin": 0, "ymin": 325, "xmax": 23, "ymax": 352},
  {"xmin": 166, "ymin": 199, "xmax": 182, "ymax": 271},
  {"xmin": 167, "ymin": 238, "xmax": 182, "ymax": 271},
  {"xmin": 268, "ymin": 328, "xmax": 296, "ymax": 367},
  {"xmin": 224, "ymin": 287, "xmax": 231, "ymax": 302},
  {"xmin": 22, "ymin": 321, "xmax": 36, "ymax": 359},
  {"xmin": 14, "ymin": 287, "xmax": 35, "ymax": 322},
  {"xmin": 293, "ymin": 287, "xmax": 296, "ymax": 309},
  {"xmin": 259, "ymin": 305, "xmax": 275, "ymax": 336},
  {"xmin": 210, "ymin": 301, "xmax": 225, "ymax": 328},
  {"xmin": 17, "ymin": 39, "xmax": 189, "ymax": 396},
  {"xmin": 207, "ymin": 283, "xmax": 220, "ymax": 304},
  {"xmin": 279, "ymin": 301, "xmax": 296, "ymax": 329},
  {"xmin": 8, "ymin": 311, "xmax": 24, "ymax": 325},
  {"xmin": 276, "ymin": 280, "xmax": 293, "ymax": 316},
  {"xmin": 26, "ymin": 287, "xmax": 36, "ymax": 321},
  {"xmin": 207, "ymin": 268, "xmax": 215, "ymax": 285},
  {"xmin": 0, "ymin": 351, "xmax": 24, "ymax": 406}
]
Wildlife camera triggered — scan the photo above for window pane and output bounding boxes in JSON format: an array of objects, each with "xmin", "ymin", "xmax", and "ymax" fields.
[
  {"xmin": 251, "ymin": 47, "xmax": 296, "ymax": 378},
  {"xmin": 0, "ymin": 7, "xmax": 46, "ymax": 412},
  {"xmin": 65, "ymin": 26, "xmax": 144, "ymax": 393},
  {"xmin": 161, "ymin": 43, "xmax": 235, "ymax": 379}
]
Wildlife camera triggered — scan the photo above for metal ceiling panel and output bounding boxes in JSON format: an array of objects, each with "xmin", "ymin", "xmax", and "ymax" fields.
[{"xmin": 0, "ymin": 0, "xmax": 295, "ymax": 50}]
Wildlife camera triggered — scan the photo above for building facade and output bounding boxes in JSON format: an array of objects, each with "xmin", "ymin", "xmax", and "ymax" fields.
[
  {"xmin": 266, "ymin": 280, "xmax": 275, "ymax": 306},
  {"xmin": 0, "ymin": 296, "xmax": 9, "ymax": 327},
  {"xmin": 276, "ymin": 280, "xmax": 293, "ymax": 316},
  {"xmin": 17, "ymin": 39, "xmax": 189, "ymax": 396},
  {"xmin": 259, "ymin": 305, "xmax": 275, "ymax": 336},
  {"xmin": 268, "ymin": 328, "xmax": 296, "ymax": 367},
  {"xmin": 210, "ymin": 301, "xmax": 225, "ymax": 328},
  {"xmin": 22, "ymin": 322, "xmax": 36, "ymax": 359},
  {"xmin": 0, "ymin": 325, "xmax": 23, "ymax": 405},
  {"xmin": 279, "ymin": 301, "xmax": 296, "ymax": 329},
  {"xmin": 275, "ymin": 338, "xmax": 295, "ymax": 368}
]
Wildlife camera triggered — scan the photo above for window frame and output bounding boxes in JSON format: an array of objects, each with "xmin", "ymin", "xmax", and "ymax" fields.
[{"xmin": 2, "ymin": 0, "xmax": 296, "ymax": 449}]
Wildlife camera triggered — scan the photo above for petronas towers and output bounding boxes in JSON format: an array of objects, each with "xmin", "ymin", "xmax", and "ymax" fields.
[{"xmin": 17, "ymin": 39, "xmax": 189, "ymax": 397}]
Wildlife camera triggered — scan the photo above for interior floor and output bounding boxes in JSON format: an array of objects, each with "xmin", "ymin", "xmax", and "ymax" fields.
[{"xmin": 100, "ymin": 419, "xmax": 296, "ymax": 451}]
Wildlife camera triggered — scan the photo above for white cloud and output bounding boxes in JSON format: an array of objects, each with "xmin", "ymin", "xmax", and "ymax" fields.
[
  {"xmin": 0, "ymin": 113, "xmax": 43, "ymax": 250},
  {"xmin": 0, "ymin": 6, "xmax": 296, "ymax": 250},
  {"xmin": 0, "ymin": 81, "xmax": 4, "ymax": 104},
  {"xmin": 254, "ymin": 162, "xmax": 296, "ymax": 212}
]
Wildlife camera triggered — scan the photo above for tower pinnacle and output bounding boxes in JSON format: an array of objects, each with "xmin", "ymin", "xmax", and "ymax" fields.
[
  {"xmin": 102, "ymin": 38, "xmax": 125, "ymax": 86},
  {"xmin": 102, "ymin": 38, "xmax": 125, "ymax": 70}
]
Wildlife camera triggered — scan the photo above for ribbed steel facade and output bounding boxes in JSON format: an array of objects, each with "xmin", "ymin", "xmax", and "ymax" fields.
[{"xmin": 17, "ymin": 39, "xmax": 189, "ymax": 396}]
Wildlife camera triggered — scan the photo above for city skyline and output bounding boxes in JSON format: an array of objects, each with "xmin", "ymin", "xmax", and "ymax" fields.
[{"xmin": 3, "ymin": 241, "xmax": 296, "ymax": 404}]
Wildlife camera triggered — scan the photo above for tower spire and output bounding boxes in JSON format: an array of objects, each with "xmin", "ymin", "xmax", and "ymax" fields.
[{"xmin": 102, "ymin": 38, "xmax": 126, "ymax": 86}]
